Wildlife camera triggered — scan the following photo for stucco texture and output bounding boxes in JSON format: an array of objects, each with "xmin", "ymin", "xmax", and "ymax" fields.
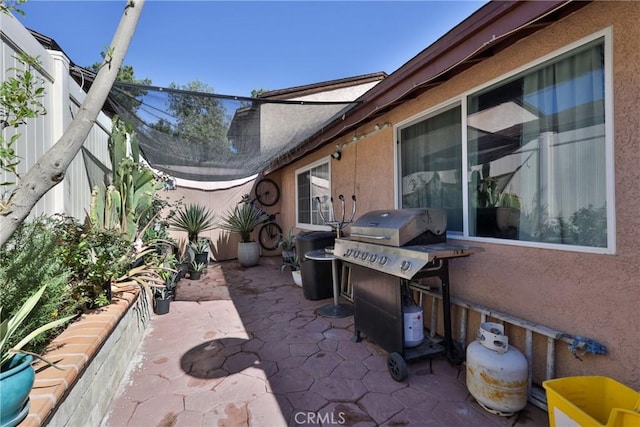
[
  {"xmin": 162, "ymin": 179, "xmax": 270, "ymax": 262},
  {"xmin": 273, "ymin": 1, "xmax": 640, "ymax": 389}
]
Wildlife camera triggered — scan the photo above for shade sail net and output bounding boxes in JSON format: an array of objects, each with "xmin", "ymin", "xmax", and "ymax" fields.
[{"xmin": 108, "ymin": 81, "xmax": 357, "ymax": 181}]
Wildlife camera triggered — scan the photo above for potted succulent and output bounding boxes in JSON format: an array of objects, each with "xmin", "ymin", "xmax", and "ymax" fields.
[
  {"xmin": 174, "ymin": 238, "xmax": 191, "ymax": 279},
  {"xmin": 190, "ymin": 238, "xmax": 209, "ymax": 265},
  {"xmin": 280, "ymin": 254, "xmax": 302, "ymax": 287},
  {"xmin": 153, "ymin": 271, "xmax": 177, "ymax": 314},
  {"xmin": 470, "ymin": 165, "xmax": 521, "ymax": 239},
  {"xmin": 153, "ymin": 286, "xmax": 172, "ymax": 315},
  {"xmin": 278, "ymin": 227, "xmax": 297, "ymax": 261},
  {"xmin": 189, "ymin": 261, "xmax": 206, "ymax": 280},
  {"xmin": 169, "ymin": 203, "xmax": 216, "ymax": 243},
  {"xmin": 218, "ymin": 202, "xmax": 263, "ymax": 267},
  {"xmin": 1, "ymin": 285, "xmax": 76, "ymax": 427}
]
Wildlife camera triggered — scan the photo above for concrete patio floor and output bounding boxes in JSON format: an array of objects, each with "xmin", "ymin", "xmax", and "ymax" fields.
[{"xmin": 101, "ymin": 257, "xmax": 550, "ymax": 427}]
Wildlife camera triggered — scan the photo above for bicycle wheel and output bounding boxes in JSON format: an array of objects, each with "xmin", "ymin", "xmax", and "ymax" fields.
[
  {"xmin": 255, "ymin": 178, "xmax": 280, "ymax": 206},
  {"xmin": 259, "ymin": 222, "xmax": 283, "ymax": 251}
]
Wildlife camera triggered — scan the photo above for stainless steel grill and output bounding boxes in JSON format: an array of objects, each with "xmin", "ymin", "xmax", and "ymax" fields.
[
  {"xmin": 334, "ymin": 208, "xmax": 480, "ymax": 381},
  {"xmin": 335, "ymin": 208, "xmax": 477, "ymax": 280}
]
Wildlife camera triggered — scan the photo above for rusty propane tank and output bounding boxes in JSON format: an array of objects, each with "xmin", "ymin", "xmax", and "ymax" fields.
[{"xmin": 466, "ymin": 322, "xmax": 528, "ymax": 416}]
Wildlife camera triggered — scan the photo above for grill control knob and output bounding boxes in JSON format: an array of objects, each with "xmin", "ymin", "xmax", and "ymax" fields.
[
  {"xmin": 353, "ymin": 250, "xmax": 360, "ymax": 259},
  {"xmin": 345, "ymin": 249, "xmax": 353, "ymax": 257},
  {"xmin": 369, "ymin": 254, "xmax": 378, "ymax": 263},
  {"xmin": 379, "ymin": 256, "xmax": 388, "ymax": 266},
  {"xmin": 361, "ymin": 252, "xmax": 369, "ymax": 261},
  {"xmin": 400, "ymin": 260, "xmax": 412, "ymax": 272}
]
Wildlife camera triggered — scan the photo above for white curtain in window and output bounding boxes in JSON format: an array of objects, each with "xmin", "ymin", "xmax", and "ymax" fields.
[
  {"xmin": 519, "ymin": 42, "xmax": 606, "ymax": 245},
  {"xmin": 400, "ymin": 107, "xmax": 463, "ymax": 232}
]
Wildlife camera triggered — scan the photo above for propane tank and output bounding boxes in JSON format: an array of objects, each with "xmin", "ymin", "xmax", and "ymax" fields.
[
  {"xmin": 403, "ymin": 303, "xmax": 424, "ymax": 348},
  {"xmin": 466, "ymin": 322, "xmax": 528, "ymax": 416}
]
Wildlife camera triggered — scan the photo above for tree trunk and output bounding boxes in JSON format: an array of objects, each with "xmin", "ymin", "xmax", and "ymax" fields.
[{"xmin": 0, "ymin": 0, "xmax": 145, "ymax": 247}]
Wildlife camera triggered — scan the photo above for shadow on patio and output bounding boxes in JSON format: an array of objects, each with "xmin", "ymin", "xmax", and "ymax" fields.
[{"xmin": 101, "ymin": 257, "xmax": 549, "ymax": 426}]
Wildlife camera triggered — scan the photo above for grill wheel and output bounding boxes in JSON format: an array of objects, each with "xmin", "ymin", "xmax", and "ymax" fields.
[{"xmin": 387, "ymin": 352, "xmax": 408, "ymax": 382}]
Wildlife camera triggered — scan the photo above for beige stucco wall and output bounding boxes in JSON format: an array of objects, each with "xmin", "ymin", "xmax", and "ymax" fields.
[
  {"xmin": 161, "ymin": 178, "xmax": 287, "ymax": 261},
  {"xmin": 271, "ymin": 1, "xmax": 640, "ymax": 389}
]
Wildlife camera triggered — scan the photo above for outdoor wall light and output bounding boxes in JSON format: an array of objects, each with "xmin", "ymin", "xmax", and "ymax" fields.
[{"xmin": 331, "ymin": 150, "xmax": 342, "ymax": 161}]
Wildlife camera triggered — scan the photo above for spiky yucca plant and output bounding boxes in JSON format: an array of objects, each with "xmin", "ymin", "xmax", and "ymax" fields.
[
  {"xmin": 169, "ymin": 203, "xmax": 216, "ymax": 243},
  {"xmin": 219, "ymin": 203, "xmax": 262, "ymax": 243}
]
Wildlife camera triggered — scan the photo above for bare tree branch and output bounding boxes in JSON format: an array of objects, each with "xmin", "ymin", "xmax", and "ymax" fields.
[{"xmin": 0, "ymin": 0, "xmax": 145, "ymax": 247}]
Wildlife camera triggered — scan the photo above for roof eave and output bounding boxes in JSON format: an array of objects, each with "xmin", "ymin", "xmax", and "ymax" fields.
[
  {"xmin": 264, "ymin": 0, "xmax": 591, "ymax": 175},
  {"xmin": 259, "ymin": 72, "xmax": 387, "ymax": 100}
]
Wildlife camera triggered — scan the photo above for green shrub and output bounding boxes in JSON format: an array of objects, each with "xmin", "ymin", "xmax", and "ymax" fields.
[
  {"xmin": 0, "ymin": 216, "xmax": 77, "ymax": 354},
  {"xmin": 54, "ymin": 215, "xmax": 133, "ymax": 309}
]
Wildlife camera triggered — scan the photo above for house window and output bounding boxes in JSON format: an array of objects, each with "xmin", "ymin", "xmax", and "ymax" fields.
[
  {"xmin": 468, "ymin": 39, "xmax": 606, "ymax": 247},
  {"xmin": 296, "ymin": 160, "xmax": 330, "ymax": 228},
  {"xmin": 399, "ymin": 36, "xmax": 610, "ymax": 251},
  {"xmin": 399, "ymin": 106, "xmax": 463, "ymax": 233}
]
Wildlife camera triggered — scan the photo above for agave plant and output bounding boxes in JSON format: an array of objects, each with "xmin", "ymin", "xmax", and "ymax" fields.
[
  {"xmin": 190, "ymin": 261, "xmax": 206, "ymax": 273},
  {"xmin": 169, "ymin": 203, "xmax": 216, "ymax": 243},
  {"xmin": 218, "ymin": 203, "xmax": 263, "ymax": 243},
  {"xmin": 190, "ymin": 238, "xmax": 209, "ymax": 255}
]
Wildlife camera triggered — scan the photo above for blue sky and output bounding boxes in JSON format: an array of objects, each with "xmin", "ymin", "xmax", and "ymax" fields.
[{"xmin": 17, "ymin": 1, "xmax": 487, "ymax": 97}]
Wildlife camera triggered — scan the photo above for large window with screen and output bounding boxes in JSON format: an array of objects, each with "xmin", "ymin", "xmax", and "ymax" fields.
[{"xmin": 398, "ymin": 36, "xmax": 611, "ymax": 252}]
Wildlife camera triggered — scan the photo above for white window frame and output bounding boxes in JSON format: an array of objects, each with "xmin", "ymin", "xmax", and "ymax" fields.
[
  {"xmin": 295, "ymin": 156, "xmax": 332, "ymax": 231},
  {"xmin": 395, "ymin": 28, "xmax": 614, "ymax": 254}
]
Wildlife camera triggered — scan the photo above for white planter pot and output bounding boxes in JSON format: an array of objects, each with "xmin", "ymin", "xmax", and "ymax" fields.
[
  {"xmin": 291, "ymin": 270, "xmax": 302, "ymax": 287},
  {"xmin": 238, "ymin": 241, "xmax": 260, "ymax": 267}
]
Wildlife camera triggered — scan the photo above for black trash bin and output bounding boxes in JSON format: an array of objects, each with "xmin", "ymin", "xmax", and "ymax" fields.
[{"xmin": 296, "ymin": 231, "xmax": 337, "ymax": 300}]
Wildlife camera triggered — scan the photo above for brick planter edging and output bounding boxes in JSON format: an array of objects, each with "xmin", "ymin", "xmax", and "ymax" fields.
[{"xmin": 21, "ymin": 288, "xmax": 152, "ymax": 427}]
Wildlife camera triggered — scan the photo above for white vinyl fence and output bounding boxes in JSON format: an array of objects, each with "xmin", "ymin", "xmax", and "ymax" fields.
[{"xmin": 1, "ymin": 11, "xmax": 112, "ymax": 221}]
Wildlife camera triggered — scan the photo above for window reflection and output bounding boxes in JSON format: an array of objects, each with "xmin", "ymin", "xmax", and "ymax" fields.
[
  {"xmin": 467, "ymin": 40, "xmax": 606, "ymax": 246},
  {"xmin": 400, "ymin": 106, "xmax": 463, "ymax": 233}
]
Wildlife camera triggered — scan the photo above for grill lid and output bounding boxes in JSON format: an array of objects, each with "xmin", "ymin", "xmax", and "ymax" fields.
[{"xmin": 349, "ymin": 208, "xmax": 446, "ymax": 247}]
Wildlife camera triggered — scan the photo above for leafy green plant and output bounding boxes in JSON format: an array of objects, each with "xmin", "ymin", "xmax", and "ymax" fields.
[
  {"xmin": 55, "ymin": 216, "xmax": 133, "ymax": 309},
  {"xmin": 169, "ymin": 203, "xmax": 216, "ymax": 243},
  {"xmin": 113, "ymin": 247, "xmax": 165, "ymax": 292},
  {"xmin": 470, "ymin": 165, "xmax": 521, "ymax": 209},
  {"xmin": 567, "ymin": 204, "xmax": 607, "ymax": 247},
  {"xmin": 219, "ymin": 202, "xmax": 262, "ymax": 243},
  {"xmin": 0, "ymin": 217, "xmax": 78, "ymax": 354},
  {"xmin": 153, "ymin": 267, "xmax": 177, "ymax": 300},
  {"xmin": 163, "ymin": 251, "xmax": 178, "ymax": 270},
  {"xmin": 1, "ymin": 284, "xmax": 76, "ymax": 369},
  {"xmin": 190, "ymin": 261, "xmax": 205, "ymax": 273},
  {"xmin": 278, "ymin": 227, "xmax": 297, "ymax": 251},
  {"xmin": 1, "ymin": 1, "xmax": 28, "ymax": 16},
  {"xmin": 280, "ymin": 254, "xmax": 300, "ymax": 272},
  {"xmin": 152, "ymin": 285, "xmax": 171, "ymax": 300},
  {"xmin": 1, "ymin": 53, "xmax": 46, "ymax": 198},
  {"xmin": 190, "ymin": 238, "xmax": 209, "ymax": 254}
]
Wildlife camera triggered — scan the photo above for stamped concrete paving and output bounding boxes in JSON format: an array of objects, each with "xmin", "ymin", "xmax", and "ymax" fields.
[{"xmin": 101, "ymin": 257, "xmax": 549, "ymax": 426}]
